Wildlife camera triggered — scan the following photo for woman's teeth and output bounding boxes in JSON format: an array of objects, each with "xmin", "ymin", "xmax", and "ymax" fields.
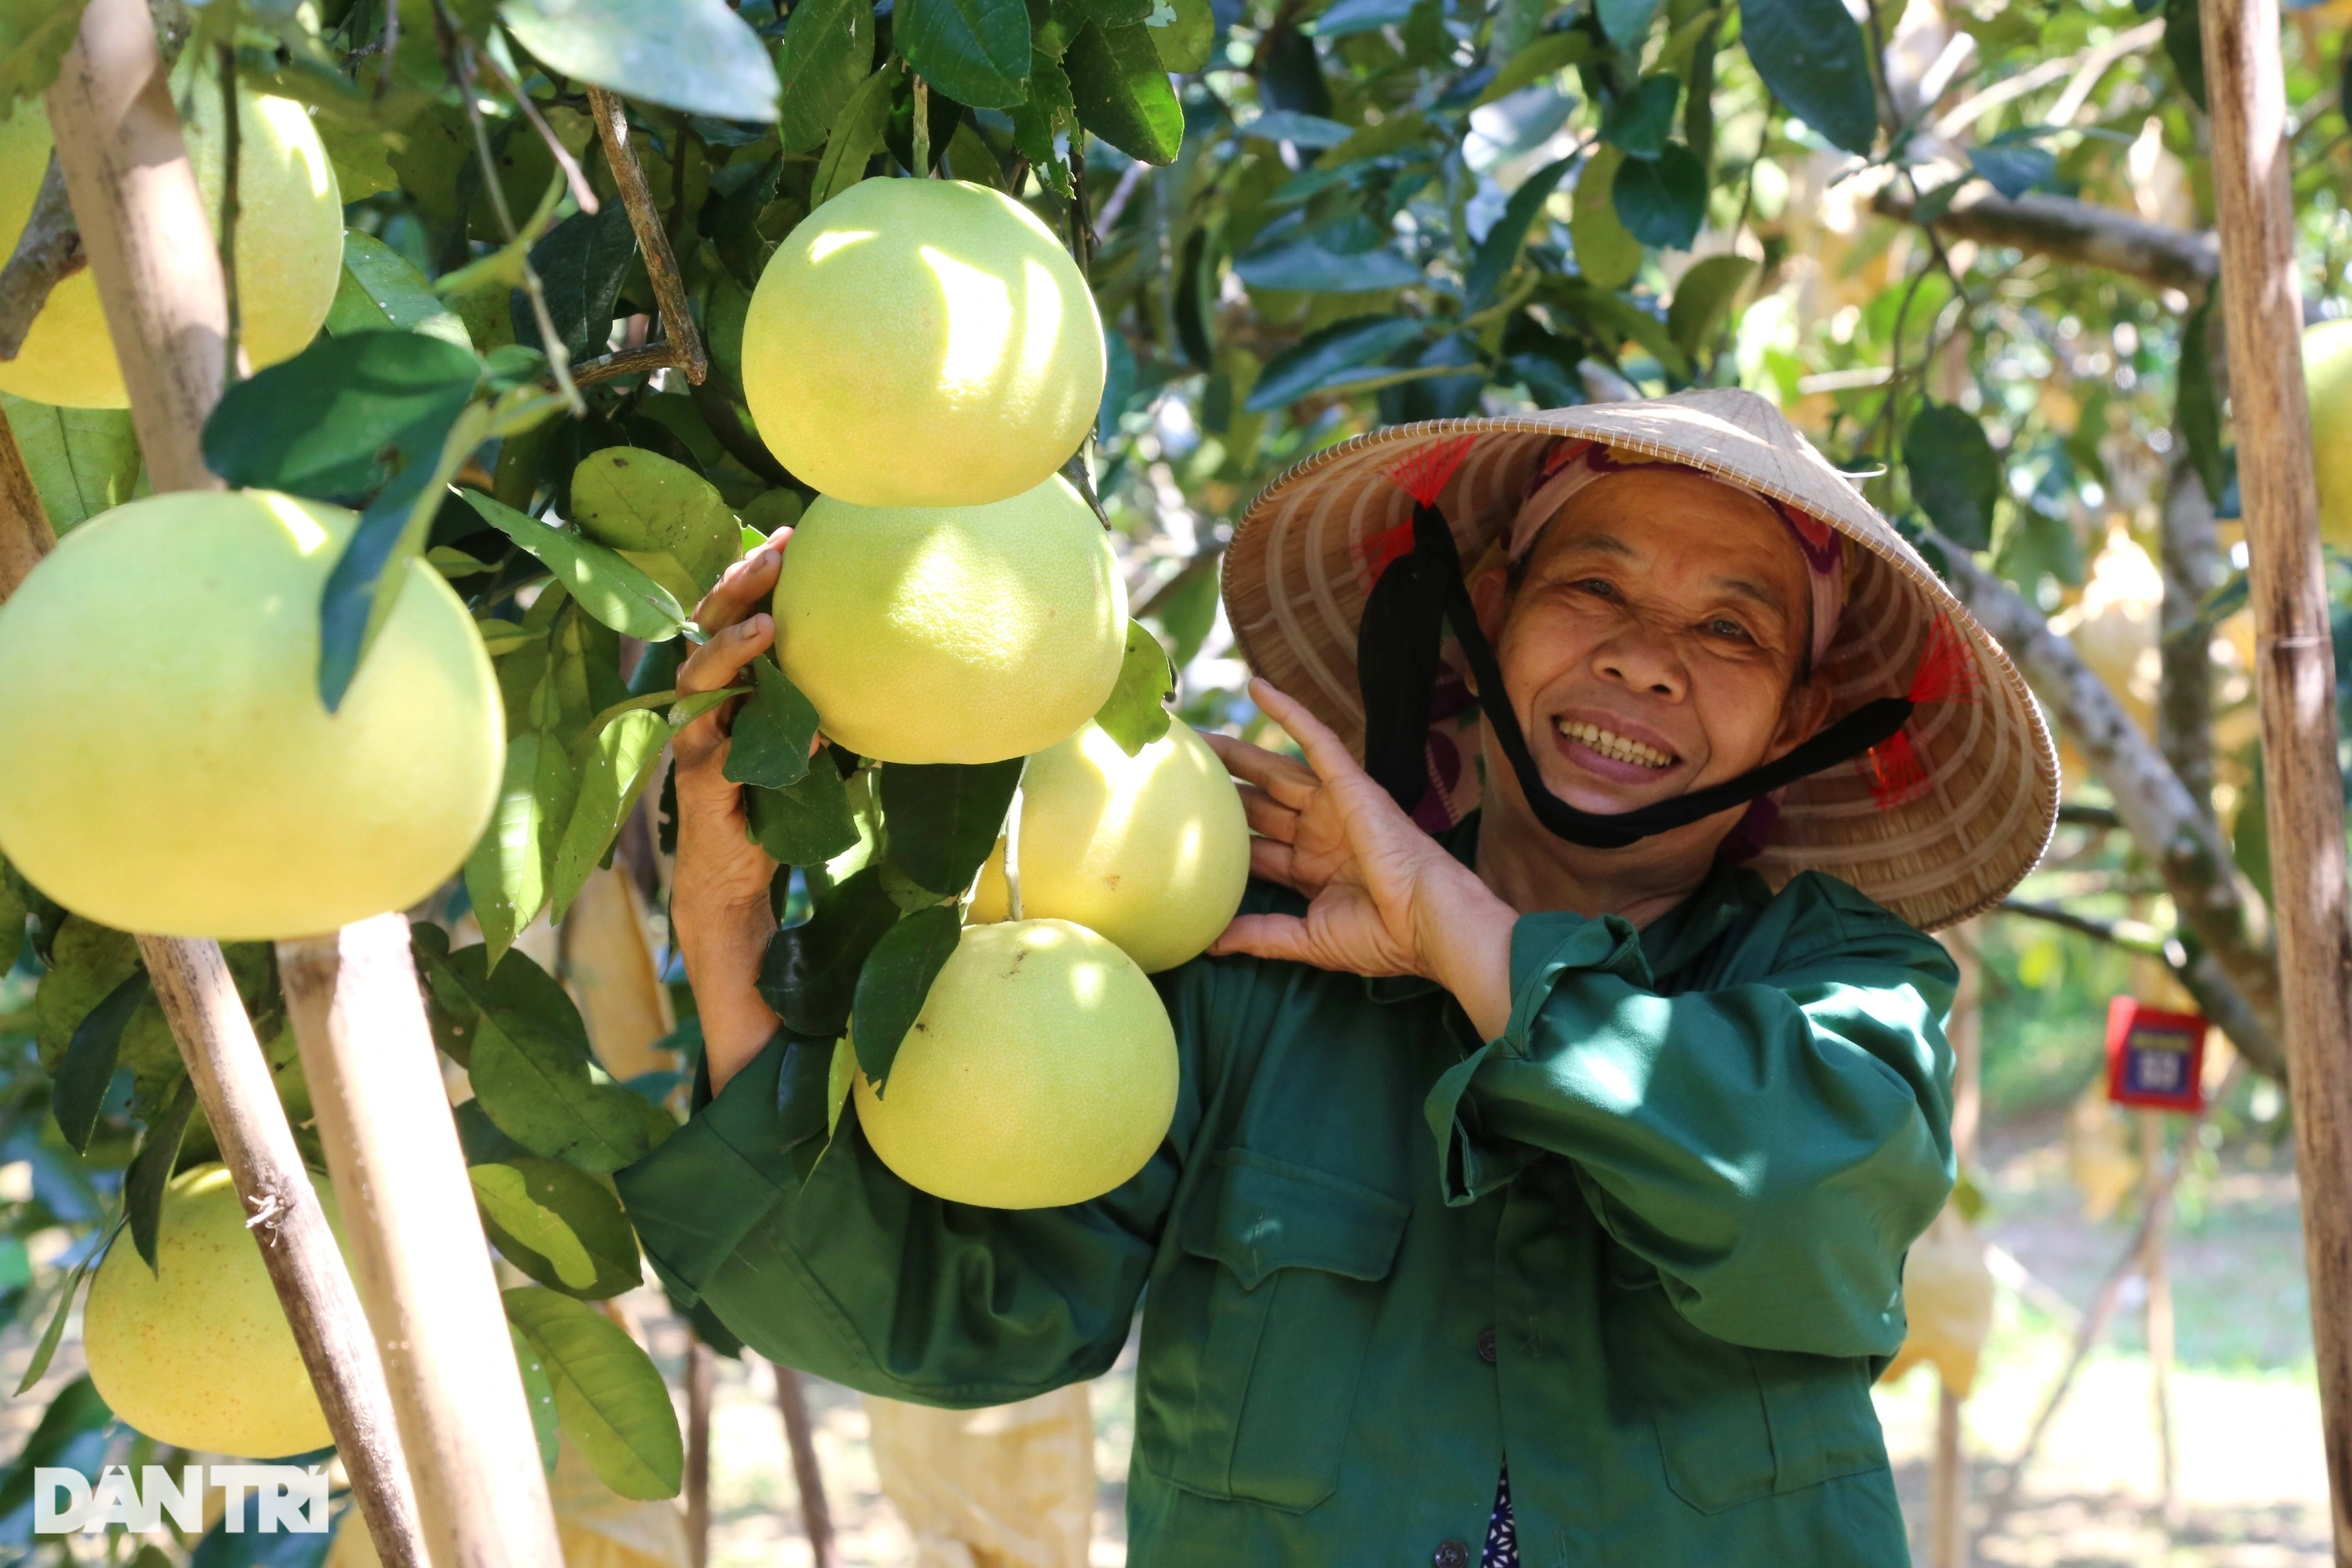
[{"xmin": 1555, "ymin": 719, "xmax": 1674, "ymax": 769}]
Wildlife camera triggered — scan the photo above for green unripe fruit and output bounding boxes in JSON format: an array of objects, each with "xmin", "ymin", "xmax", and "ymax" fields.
[
  {"xmin": 84, "ymin": 1163, "xmax": 351, "ymax": 1457},
  {"xmin": 771, "ymin": 476, "xmax": 1126, "ymax": 764},
  {"xmin": 0, "ymin": 77, "xmax": 343, "ymax": 409},
  {"xmin": 2307, "ymin": 319, "xmax": 2352, "ymax": 549},
  {"xmin": 740, "ymin": 178, "xmax": 1107, "ymax": 507},
  {"xmin": 971, "ymin": 721, "xmax": 1250, "ymax": 972},
  {"xmin": 0, "ymin": 491, "xmax": 503, "ymax": 939},
  {"xmin": 852, "ymin": 920, "xmax": 1179, "ymax": 1209}
]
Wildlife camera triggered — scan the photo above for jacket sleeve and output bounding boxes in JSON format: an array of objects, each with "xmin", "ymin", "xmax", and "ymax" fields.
[
  {"xmin": 1421, "ymin": 873, "xmax": 1957, "ymax": 1359},
  {"xmin": 612, "ymin": 982, "xmax": 1203, "ymax": 1410}
]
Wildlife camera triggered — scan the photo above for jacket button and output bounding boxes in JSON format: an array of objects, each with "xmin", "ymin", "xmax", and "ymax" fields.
[
  {"xmin": 1476, "ymin": 1327, "xmax": 1497, "ymax": 1363},
  {"xmin": 1434, "ymin": 1541, "xmax": 1471, "ymax": 1568}
]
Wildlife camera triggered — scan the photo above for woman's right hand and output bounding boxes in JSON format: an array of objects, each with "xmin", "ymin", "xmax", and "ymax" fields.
[{"xmin": 669, "ymin": 525, "xmax": 796, "ymax": 1092}]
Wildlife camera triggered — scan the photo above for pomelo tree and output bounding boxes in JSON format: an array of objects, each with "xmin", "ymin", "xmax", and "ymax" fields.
[{"xmin": 0, "ymin": 0, "xmax": 2342, "ymax": 1555}]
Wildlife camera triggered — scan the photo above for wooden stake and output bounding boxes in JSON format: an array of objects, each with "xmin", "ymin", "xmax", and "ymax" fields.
[
  {"xmin": 2198, "ymin": 0, "xmax": 2352, "ymax": 1552},
  {"xmin": 23, "ymin": 5, "xmax": 428, "ymax": 1560},
  {"xmin": 2140, "ymin": 1112, "xmax": 2180, "ymax": 1526},
  {"xmin": 1931, "ymin": 920, "xmax": 1982, "ymax": 1568},
  {"xmin": 685, "ymin": 1335, "xmax": 713, "ymax": 1568},
  {"xmin": 277, "ymin": 919, "xmax": 566, "ymax": 1568},
  {"xmin": 44, "ymin": 2, "xmax": 564, "ymax": 1560}
]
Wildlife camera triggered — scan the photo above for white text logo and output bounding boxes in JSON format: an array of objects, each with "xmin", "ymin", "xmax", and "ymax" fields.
[{"xmin": 33, "ymin": 1465, "xmax": 329, "ymax": 1533}]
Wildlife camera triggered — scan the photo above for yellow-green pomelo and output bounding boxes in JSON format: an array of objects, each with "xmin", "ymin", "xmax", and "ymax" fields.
[
  {"xmin": 741, "ymin": 178, "xmax": 1106, "ymax": 507},
  {"xmin": 971, "ymin": 722, "xmax": 1248, "ymax": 972},
  {"xmin": 2308, "ymin": 319, "xmax": 2352, "ymax": 547},
  {"xmin": 772, "ymin": 477, "xmax": 1126, "ymax": 764},
  {"xmin": 84, "ymin": 1163, "xmax": 350, "ymax": 1457},
  {"xmin": 853, "ymin": 920, "xmax": 1178, "ymax": 1208},
  {"xmin": 0, "ymin": 491, "xmax": 503, "ymax": 938},
  {"xmin": 0, "ymin": 78, "xmax": 342, "ymax": 408}
]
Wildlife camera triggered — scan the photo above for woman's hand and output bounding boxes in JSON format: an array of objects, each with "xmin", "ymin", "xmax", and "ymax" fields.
[
  {"xmin": 1205, "ymin": 678, "xmax": 1518, "ymax": 1039},
  {"xmin": 668, "ymin": 526, "xmax": 795, "ymax": 1092}
]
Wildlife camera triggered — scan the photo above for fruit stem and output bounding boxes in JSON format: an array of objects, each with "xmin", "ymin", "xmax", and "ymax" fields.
[
  {"xmin": 1004, "ymin": 763, "xmax": 1027, "ymax": 923},
  {"xmin": 912, "ymin": 76, "xmax": 931, "ymax": 178},
  {"xmin": 214, "ymin": 43, "xmax": 241, "ymax": 388}
]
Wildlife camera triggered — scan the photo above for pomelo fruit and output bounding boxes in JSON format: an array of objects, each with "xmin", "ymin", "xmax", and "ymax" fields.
[
  {"xmin": 739, "ymin": 177, "xmax": 1106, "ymax": 507},
  {"xmin": 0, "ymin": 490, "xmax": 503, "ymax": 938},
  {"xmin": 0, "ymin": 75, "xmax": 343, "ymax": 409},
  {"xmin": 852, "ymin": 919, "xmax": 1178, "ymax": 1209},
  {"xmin": 771, "ymin": 476, "xmax": 1126, "ymax": 764},
  {"xmin": 970, "ymin": 721, "xmax": 1249, "ymax": 972},
  {"xmin": 2307, "ymin": 318, "xmax": 2352, "ymax": 548},
  {"xmin": 83, "ymin": 1163, "xmax": 350, "ymax": 1457}
]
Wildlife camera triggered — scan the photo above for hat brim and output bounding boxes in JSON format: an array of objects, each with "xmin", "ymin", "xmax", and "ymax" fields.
[{"xmin": 1221, "ymin": 387, "xmax": 2059, "ymax": 932}]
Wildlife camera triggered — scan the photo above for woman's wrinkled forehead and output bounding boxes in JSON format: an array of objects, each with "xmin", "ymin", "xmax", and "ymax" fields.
[{"xmin": 1506, "ymin": 437, "xmax": 1848, "ymax": 666}]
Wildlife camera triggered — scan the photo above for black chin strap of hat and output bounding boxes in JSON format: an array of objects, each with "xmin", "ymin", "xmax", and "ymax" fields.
[{"xmin": 1358, "ymin": 498, "xmax": 1933, "ymax": 851}]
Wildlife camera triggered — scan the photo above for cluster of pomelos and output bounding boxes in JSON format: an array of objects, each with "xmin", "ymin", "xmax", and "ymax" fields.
[{"xmin": 738, "ymin": 177, "xmax": 1248, "ymax": 1209}]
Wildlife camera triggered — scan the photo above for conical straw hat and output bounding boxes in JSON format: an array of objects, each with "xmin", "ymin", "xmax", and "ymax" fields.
[{"xmin": 1221, "ymin": 387, "xmax": 2058, "ymax": 931}]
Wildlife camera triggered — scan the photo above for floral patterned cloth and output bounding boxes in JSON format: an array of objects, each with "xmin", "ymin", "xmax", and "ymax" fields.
[{"xmin": 1483, "ymin": 1464, "xmax": 1519, "ymax": 1568}]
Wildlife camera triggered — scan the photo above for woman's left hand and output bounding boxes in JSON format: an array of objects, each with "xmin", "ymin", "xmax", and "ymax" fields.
[{"xmin": 1206, "ymin": 677, "xmax": 1517, "ymax": 1036}]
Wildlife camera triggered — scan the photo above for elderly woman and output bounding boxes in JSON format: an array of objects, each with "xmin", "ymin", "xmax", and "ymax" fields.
[{"xmin": 614, "ymin": 389, "xmax": 2057, "ymax": 1567}]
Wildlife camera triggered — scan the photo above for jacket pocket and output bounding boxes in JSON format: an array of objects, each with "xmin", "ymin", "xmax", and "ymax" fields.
[
  {"xmin": 1156, "ymin": 1147, "xmax": 1409, "ymax": 1512},
  {"xmin": 1607, "ymin": 1267, "xmax": 1889, "ymax": 1515}
]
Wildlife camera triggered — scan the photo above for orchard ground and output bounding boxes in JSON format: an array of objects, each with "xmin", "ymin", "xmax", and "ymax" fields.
[{"xmin": 6, "ymin": 1098, "xmax": 2306, "ymax": 1566}]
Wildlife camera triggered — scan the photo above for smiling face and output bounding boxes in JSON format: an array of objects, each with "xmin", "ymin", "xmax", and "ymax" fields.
[{"xmin": 1468, "ymin": 466, "xmax": 1834, "ymax": 882}]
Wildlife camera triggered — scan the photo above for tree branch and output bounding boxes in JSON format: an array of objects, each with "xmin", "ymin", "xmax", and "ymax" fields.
[
  {"xmin": 585, "ymin": 86, "xmax": 707, "ymax": 387},
  {"xmin": 0, "ymin": 152, "xmax": 84, "ymax": 359},
  {"xmin": 1926, "ymin": 529, "xmax": 2287, "ymax": 1079},
  {"xmin": 1872, "ymin": 184, "xmax": 2217, "ymax": 296}
]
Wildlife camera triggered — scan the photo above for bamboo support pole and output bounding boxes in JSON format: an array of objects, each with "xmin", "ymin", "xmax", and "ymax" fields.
[
  {"xmin": 29, "ymin": 2, "xmax": 430, "ymax": 1560},
  {"xmin": 44, "ymin": 1, "xmax": 564, "ymax": 1561},
  {"xmin": 2198, "ymin": 0, "xmax": 2352, "ymax": 1551},
  {"xmin": 277, "ymin": 920, "xmax": 564, "ymax": 1568}
]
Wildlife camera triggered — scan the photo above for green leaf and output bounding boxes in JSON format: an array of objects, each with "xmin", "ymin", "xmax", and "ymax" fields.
[
  {"xmin": 325, "ymin": 232, "xmax": 474, "ymax": 350},
  {"xmin": 13, "ymin": 1232, "xmax": 115, "ymax": 1396},
  {"xmin": 1666, "ymin": 253, "xmax": 1757, "ymax": 358},
  {"xmin": 501, "ymin": 0, "xmax": 781, "ymax": 122},
  {"xmin": 1149, "ymin": 0, "xmax": 1214, "ymax": 72},
  {"xmin": 744, "ymin": 759, "xmax": 862, "ymax": 866},
  {"xmin": 2179, "ymin": 295, "xmax": 2225, "ymax": 505},
  {"xmin": 779, "ymin": 0, "xmax": 879, "ymax": 152},
  {"xmin": 666, "ymin": 688, "xmax": 740, "ymax": 731},
  {"xmin": 827, "ymin": 1035, "xmax": 856, "ymax": 1137},
  {"xmin": 0, "ymin": 0, "xmax": 89, "ymax": 121},
  {"xmin": 1462, "ymin": 153, "xmax": 1574, "ymax": 313},
  {"xmin": 1599, "ymin": 74, "xmax": 1680, "ymax": 157},
  {"xmin": 1065, "ymin": 20, "xmax": 1183, "ymax": 164},
  {"xmin": 877, "ymin": 758, "xmax": 1025, "ymax": 895},
  {"xmin": 413, "ymin": 924, "xmax": 592, "ymax": 1068},
  {"xmin": 461, "ymin": 489, "xmax": 688, "ymax": 641},
  {"xmin": 814, "ymin": 66, "xmax": 898, "ymax": 206},
  {"xmin": 1598, "ymin": 0, "xmax": 1664, "ymax": 46},
  {"xmin": 1, "ymin": 397, "xmax": 138, "ymax": 534},
  {"xmin": 896, "ymin": 0, "xmax": 1031, "ymax": 108},
  {"xmin": 722, "ymin": 659, "xmax": 820, "ymax": 789},
  {"xmin": 758, "ymin": 865, "xmax": 904, "ymax": 1036},
  {"xmin": 202, "ymin": 330, "xmax": 483, "ymax": 507},
  {"xmin": 503, "ymin": 1286, "xmax": 684, "ymax": 1500},
  {"xmin": 516, "ymin": 204, "xmax": 637, "ymax": 365},
  {"xmin": 1906, "ymin": 402, "xmax": 2002, "ymax": 550},
  {"xmin": 1479, "ymin": 31, "xmax": 1593, "ymax": 103},
  {"xmin": 0, "ymin": 1375, "xmax": 110, "ymax": 1512},
  {"xmin": 2164, "ymin": 0, "xmax": 2206, "ymax": 111},
  {"xmin": 549, "ymin": 709, "xmax": 667, "ymax": 922},
  {"xmin": 1968, "ymin": 143, "xmax": 2055, "ymax": 200},
  {"xmin": 1611, "ymin": 143, "xmax": 1705, "ymax": 251},
  {"xmin": 1570, "ymin": 147, "xmax": 1643, "ymax": 291},
  {"xmin": 1739, "ymin": 0, "xmax": 1878, "ymax": 155},
  {"xmin": 473, "ymin": 1164, "xmax": 598, "ymax": 1290},
  {"xmin": 510, "ymin": 1322, "xmax": 561, "ymax": 1474},
  {"xmin": 53, "ymin": 971, "xmax": 147, "ymax": 1154},
  {"xmin": 1232, "ymin": 224, "xmax": 1422, "ymax": 293},
  {"xmin": 464, "ymin": 731, "xmax": 575, "ymax": 966},
  {"xmin": 1011, "ymin": 52, "xmax": 1078, "ymax": 198},
  {"xmin": 569, "ymin": 446, "xmax": 744, "ymax": 598},
  {"xmin": 125, "ymin": 1074, "xmax": 198, "ymax": 1274},
  {"xmin": 848, "ymin": 906, "xmax": 962, "ymax": 1091},
  {"xmin": 470, "ymin": 1013, "xmax": 656, "ymax": 1174},
  {"xmin": 1094, "ymin": 619, "xmax": 1176, "ymax": 754},
  {"xmin": 1244, "ymin": 315, "xmax": 1425, "ymax": 411}
]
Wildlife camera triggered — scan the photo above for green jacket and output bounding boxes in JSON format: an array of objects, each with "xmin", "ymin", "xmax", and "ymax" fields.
[{"xmin": 615, "ymin": 822, "xmax": 1958, "ymax": 1567}]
